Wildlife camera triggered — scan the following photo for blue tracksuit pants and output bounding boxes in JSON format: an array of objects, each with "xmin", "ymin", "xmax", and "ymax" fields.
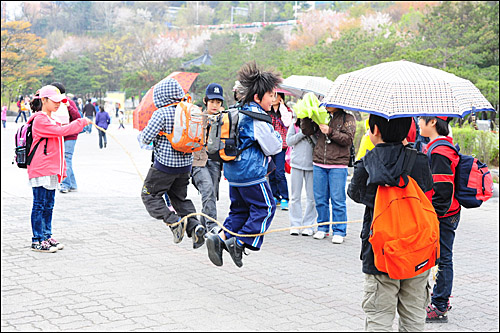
[{"xmin": 223, "ymin": 182, "xmax": 276, "ymax": 251}]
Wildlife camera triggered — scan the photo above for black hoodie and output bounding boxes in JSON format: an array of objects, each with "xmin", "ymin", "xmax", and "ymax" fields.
[{"xmin": 347, "ymin": 143, "xmax": 433, "ymax": 275}]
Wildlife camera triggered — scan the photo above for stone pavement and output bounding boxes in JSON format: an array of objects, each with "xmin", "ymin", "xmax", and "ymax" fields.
[{"xmin": 1, "ymin": 120, "xmax": 499, "ymax": 331}]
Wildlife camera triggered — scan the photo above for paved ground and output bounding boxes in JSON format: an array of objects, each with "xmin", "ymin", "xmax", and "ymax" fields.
[{"xmin": 1, "ymin": 118, "xmax": 499, "ymax": 331}]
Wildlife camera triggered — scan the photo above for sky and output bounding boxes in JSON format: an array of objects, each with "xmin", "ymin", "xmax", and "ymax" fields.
[{"xmin": 3, "ymin": 1, "xmax": 24, "ymax": 20}]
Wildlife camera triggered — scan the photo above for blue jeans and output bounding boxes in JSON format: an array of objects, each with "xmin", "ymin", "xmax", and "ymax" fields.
[
  {"xmin": 31, "ymin": 186, "xmax": 55, "ymax": 243},
  {"xmin": 313, "ymin": 166, "xmax": 348, "ymax": 236},
  {"xmin": 269, "ymin": 148, "xmax": 289, "ymax": 201},
  {"xmin": 432, "ymin": 212, "xmax": 460, "ymax": 312},
  {"xmin": 85, "ymin": 116, "xmax": 93, "ymax": 133},
  {"xmin": 60, "ymin": 140, "xmax": 77, "ymax": 190},
  {"xmin": 15, "ymin": 111, "xmax": 27, "ymax": 123},
  {"xmin": 98, "ymin": 129, "xmax": 107, "ymax": 148}
]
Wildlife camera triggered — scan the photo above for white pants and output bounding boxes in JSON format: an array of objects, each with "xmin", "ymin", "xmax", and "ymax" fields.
[{"xmin": 289, "ymin": 168, "xmax": 317, "ymax": 231}]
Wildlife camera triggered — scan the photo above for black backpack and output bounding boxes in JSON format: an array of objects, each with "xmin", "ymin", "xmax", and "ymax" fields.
[{"xmin": 14, "ymin": 118, "xmax": 48, "ymax": 169}]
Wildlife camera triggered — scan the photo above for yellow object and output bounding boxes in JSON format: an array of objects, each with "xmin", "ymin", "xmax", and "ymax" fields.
[{"xmin": 356, "ymin": 120, "xmax": 374, "ymax": 160}]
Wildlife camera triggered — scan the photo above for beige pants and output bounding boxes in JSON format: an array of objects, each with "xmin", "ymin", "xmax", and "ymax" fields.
[{"xmin": 362, "ymin": 270, "xmax": 431, "ymax": 332}]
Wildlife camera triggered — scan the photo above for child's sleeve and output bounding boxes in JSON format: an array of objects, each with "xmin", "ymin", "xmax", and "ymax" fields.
[
  {"xmin": 286, "ymin": 124, "xmax": 305, "ymax": 147},
  {"xmin": 253, "ymin": 120, "xmax": 282, "ymax": 156},
  {"xmin": 140, "ymin": 109, "xmax": 165, "ymax": 145},
  {"xmin": 347, "ymin": 159, "xmax": 369, "ymax": 204},
  {"xmin": 329, "ymin": 113, "xmax": 356, "ymax": 147}
]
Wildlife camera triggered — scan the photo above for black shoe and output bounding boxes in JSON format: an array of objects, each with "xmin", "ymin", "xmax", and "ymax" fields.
[
  {"xmin": 191, "ymin": 224, "xmax": 206, "ymax": 249},
  {"xmin": 169, "ymin": 219, "xmax": 185, "ymax": 244},
  {"xmin": 206, "ymin": 233, "xmax": 225, "ymax": 266},
  {"xmin": 225, "ymin": 237, "xmax": 245, "ymax": 268}
]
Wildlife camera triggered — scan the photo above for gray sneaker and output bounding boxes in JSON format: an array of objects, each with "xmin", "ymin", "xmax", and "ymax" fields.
[
  {"xmin": 169, "ymin": 219, "xmax": 185, "ymax": 244},
  {"xmin": 191, "ymin": 224, "xmax": 206, "ymax": 249}
]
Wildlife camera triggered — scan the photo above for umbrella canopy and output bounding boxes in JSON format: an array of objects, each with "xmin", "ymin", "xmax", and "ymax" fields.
[
  {"xmin": 167, "ymin": 71, "xmax": 199, "ymax": 94},
  {"xmin": 321, "ymin": 60, "xmax": 495, "ymax": 119},
  {"xmin": 133, "ymin": 72, "xmax": 199, "ymax": 131},
  {"xmin": 279, "ymin": 75, "xmax": 334, "ymax": 98}
]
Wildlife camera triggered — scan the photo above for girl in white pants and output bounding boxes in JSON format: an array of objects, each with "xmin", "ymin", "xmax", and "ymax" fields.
[{"xmin": 286, "ymin": 117, "xmax": 317, "ymax": 236}]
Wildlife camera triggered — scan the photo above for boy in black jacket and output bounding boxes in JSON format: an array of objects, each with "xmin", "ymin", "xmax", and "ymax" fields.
[{"xmin": 347, "ymin": 114, "xmax": 433, "ymax": 331}]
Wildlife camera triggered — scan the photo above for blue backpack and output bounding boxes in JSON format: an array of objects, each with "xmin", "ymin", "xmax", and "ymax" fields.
[{"xmin": 426, "ymin": 140, "xmax": 493, "ymax": 208}]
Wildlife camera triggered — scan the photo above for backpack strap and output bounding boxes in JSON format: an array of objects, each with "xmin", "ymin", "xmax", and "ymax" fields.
[
  {"xmin": 425, "ymin": 140, "xmax": 459, "ymax": 170},
  {"xmin": 426, "ymin": 139, "xmax": 458, "ymax": 158},
  {"xmin": 26, "ymin": 138, "xmax": 48, "ymax": 166},
  {"xmin": 239, "ymin": 109, "xmax": 272, "ymax": 124}
]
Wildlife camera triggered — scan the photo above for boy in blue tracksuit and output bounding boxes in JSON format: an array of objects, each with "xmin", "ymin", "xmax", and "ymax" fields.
[{"xmin": 206, "ymin": 61, "xmax": 283, "ymax": 268}]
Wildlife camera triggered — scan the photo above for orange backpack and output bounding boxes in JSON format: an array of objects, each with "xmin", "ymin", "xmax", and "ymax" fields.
[
  {"xmin": 370, "ymin": 150, "xmax": 440, "ymax": 280},
  {"xmin": 159, "ymin": 95, "xmax": 205, "ymax": 154}
]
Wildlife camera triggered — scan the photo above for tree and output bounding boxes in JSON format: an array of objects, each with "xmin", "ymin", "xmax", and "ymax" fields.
[{"xmin": 1, "ymin": 20, "xmax": 52, "ymax": 105}]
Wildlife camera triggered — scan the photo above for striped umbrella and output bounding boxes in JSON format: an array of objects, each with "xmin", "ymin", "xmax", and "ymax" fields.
[{"xmin": 321, "ymin": 60, "xmax": 495, "ymax": 119}]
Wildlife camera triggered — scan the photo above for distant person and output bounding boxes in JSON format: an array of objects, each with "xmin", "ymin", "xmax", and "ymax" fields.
[
  {"xmin": 76, "ymin": 98, "xmax": 84, "ymax": 117},
  {"xmin": 82, "ymin": 99, "xmax": 96, "ymax": 133},
  {"xmin": 95, "ymin": 106, "xmax": 111, "ymax": 149},
  {"xmin": 15, "ymin": 96, "xmax": 28, "ymax": 123},
  {"xmin": 50, "ymin": 82, "xmax": 83, "ymax": 194},
  {"xmin": 26, "ymin": 85, "xmax": 90, "ymax": 252},
  {"xmin": 2, "ymin": 105, "xmax": 7, "ymax": 128},
  {"xmin": 115, "ymin": 102, "xmax": 120, "ymax": 118},
  {"xmin": 118, "ymin": 110, "xmax": 125, "ymax": 129}
]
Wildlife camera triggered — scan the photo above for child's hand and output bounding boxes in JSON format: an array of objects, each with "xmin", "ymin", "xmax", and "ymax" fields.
[{"xmin": 319, "ymin": 124, "xmax": 330, "ymax": 134}]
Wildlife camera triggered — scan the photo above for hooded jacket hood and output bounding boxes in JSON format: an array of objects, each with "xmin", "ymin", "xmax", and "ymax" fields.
[
  {"xmin": 153, "ymin": 77, "xmax": 185, "ymax": 107},
  {"xmin": 363, "ymin": 143, "xmax": 410, "ymax": 187}
]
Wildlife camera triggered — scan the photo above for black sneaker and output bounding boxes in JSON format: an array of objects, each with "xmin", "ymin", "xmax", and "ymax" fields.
[
  {"xmin": 426, "ymin": 304, "xmax": 448, "ymax": 323},
  {"xmin": 206, "ymin": 233, "xmax": 225, "ymax": 266},
  {"xmin": 31, "ymin": 241, "xmax": 57, "ymax": 253},
  {"xmin": 191, "ymin": 224, "xmax": 206, "ymax": 249},
  {"xmin": 169, "ymin": 219, "xmax": 185, "ymax": 244},
  {"xmin": 225, "ymin": 237, "xmax": 245, "ymax": 268}
]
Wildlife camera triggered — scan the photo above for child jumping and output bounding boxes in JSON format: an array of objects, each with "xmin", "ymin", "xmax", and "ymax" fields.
[
  {"xmin": 139, "ymin": 77, "xmax": 206, "ymax": 249},
  {"xmin": 191, "ymin": 83, "xmax": 224, "ymax": 233},
  {"xmin": 205, "ymin": 61, "xmax": 283, "ymax": 268}
]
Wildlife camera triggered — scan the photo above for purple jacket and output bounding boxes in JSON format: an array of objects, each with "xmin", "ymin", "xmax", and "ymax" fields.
[{"xmin": 95, "ymin": 111, "xmax": 110, "ymax": 130}]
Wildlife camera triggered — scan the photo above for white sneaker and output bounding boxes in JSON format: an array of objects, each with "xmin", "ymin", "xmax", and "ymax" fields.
[
  {"xmin": 290, "ymin": 228, "xmax": 300, "ymax": 236},
  {"xmin": 301, "ymin": 228, "xmax": 314, "ymax": 236},
  {"xmin": 332, "ymin": 235, "xmax": 344, "ymax": 244},
  {"xmin": 313, "ymin": 231, "xmax": 326, "ymax": 240}
]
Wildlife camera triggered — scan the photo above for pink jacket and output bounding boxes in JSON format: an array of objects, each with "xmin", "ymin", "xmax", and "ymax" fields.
[{"xmin": 27, "ymin": 112, "xmax": 87, "ymax": 182}]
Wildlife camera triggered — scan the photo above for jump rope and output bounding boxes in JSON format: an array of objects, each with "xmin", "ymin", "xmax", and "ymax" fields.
[{"xmin": 90, "ymin": 118, "xmax": 363, "ymax": 238}]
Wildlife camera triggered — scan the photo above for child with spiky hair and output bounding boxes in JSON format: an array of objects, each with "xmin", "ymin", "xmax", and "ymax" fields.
[{"xmin": 206, "ymin": 61, "xmax": 283, "ymax": 268}]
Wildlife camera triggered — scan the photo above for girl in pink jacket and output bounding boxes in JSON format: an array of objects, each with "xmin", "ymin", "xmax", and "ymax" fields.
[{"xmin": 27, "ymin": 85, "xmax": 90, "ymax": 253}]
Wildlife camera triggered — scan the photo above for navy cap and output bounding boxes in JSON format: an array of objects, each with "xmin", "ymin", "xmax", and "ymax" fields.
[{"xmin": 205, "ymin": 83, "xmax": 224, "ymax": 101}]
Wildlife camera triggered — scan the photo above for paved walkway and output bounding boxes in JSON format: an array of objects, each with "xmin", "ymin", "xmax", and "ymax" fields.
[{"xmin": 1, "ymin": 120, "xmax": 498, "ymax": 331}]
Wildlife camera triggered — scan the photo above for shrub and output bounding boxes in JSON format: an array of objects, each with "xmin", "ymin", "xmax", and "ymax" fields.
[{"xmin": 452, "ymin": 127, "xmax": 499, "ymax": 167}]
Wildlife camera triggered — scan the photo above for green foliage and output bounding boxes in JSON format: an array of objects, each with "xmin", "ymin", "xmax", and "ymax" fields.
[{"xmin": 451, "ymin": 127, "xmax": 499, "ymax": 166}]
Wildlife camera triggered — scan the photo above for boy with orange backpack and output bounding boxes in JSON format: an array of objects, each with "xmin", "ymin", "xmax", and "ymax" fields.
[
  {"xmin": 139, "ymin": 77, "xmax": 206, "ymax": 249},
  {"xmin": 347, "ymin": 114, "xmax": 434, "ymax": 331}
]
